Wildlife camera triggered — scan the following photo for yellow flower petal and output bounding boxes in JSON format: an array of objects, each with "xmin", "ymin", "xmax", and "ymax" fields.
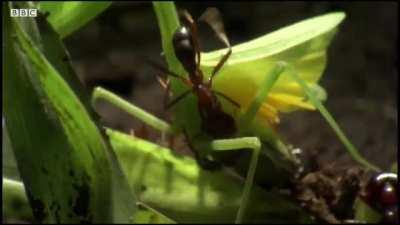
[
  {"xmin": 259, "ymin": 103, "xmax": 280, "ymax": 125},
  {"xmin": 268, "ymin": 93, "xmax": 316, "ymax": 112}
]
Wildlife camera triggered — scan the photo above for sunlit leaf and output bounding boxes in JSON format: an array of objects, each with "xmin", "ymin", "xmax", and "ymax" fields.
[
  {"xmin": 38, "ymin": 1, "xmax": 112, "ymax": 38},
  {"xmin": 2, "ymin": 178, "xmax": 34, "ymax": 222},
  {"xmin": 201, "ymin": 13, "xmax": 345, "ymax": 127},
  {"xmin": 107, "ymin": 128, "xmax": 313, "ymax": 223},
  {"xmin": 4, "ymin": 2, "xmax": 114, "ymax": 222}
]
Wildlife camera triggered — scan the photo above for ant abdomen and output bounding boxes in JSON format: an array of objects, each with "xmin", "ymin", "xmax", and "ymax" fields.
[{"xmin": 200, "ymin": 106, "xmax": 236, "ymax": 138}]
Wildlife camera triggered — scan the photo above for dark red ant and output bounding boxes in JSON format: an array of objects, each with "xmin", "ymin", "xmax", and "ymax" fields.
[
  {"xmin": 147, "ymin": 8, "xmax": 239, "ymax": 139},
  {"xmin": 145, "ymin": 8, "xmax": 241, "ymax": 168}
]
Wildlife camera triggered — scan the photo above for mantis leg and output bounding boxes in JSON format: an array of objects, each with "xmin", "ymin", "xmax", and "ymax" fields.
[
  {"xmin": 239, "ymin": 62, "xmax": 286, "ymax": 129},
  {"xmin": 92, "ymin": 87, "xmax": 173, "ymax": 136},
  {"xmin": 207, "ymin": 63, "xmax": 285, "ymax": 223},
  {"xmin": 156, "ymin": 76, "xmax": 172, "ymax": 109},
  {"xmin": 211, "ymin": 137, "xmax": 261, "ymax": 224},
  {"xmin": 244, "ymin": 61, "xmax": 379, "ymax": 171},
  {"xmin": 281, "ymin": 63, "xmax": 380, "ymax": 172}
]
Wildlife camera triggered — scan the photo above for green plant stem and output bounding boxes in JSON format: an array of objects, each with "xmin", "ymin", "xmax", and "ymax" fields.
[
  {"xmin": 152, "ymin": 2, "xmax": 181, "ymax": 72},
  {"xmin": 92, "ymin": 87, "xmax": 172, "ymax": 134},
  {"xmin": 285, "ymin": 63, "xmax": 380, "ymax": 172}
]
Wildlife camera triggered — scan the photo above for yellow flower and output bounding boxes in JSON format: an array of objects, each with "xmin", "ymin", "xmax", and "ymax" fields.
[{"xmin": 199, "ymin": 12, "xmax": 344, "ymax": 127}]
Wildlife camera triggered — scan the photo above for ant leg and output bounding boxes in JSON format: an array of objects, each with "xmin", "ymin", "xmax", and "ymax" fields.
[
  {"xmin": 208, "ymin": 48, "xmax": 232, "ymax": 87},
  {"xmin": 142, "ymin": 57, "xmax": 192, "ymax": 87},
  {"xmin": 239, "ymin": 62, "xmax": 286, "ymax": 129},
  {"xmin": 282, "ymin": 63, "xmax": 380, "ymax": 172},
  {"xmin": 135, "ymin": 123, "xmax": 150, "ymax": 140},
  {"xmin": 167, "ymin": 134, "xmax": 175, "ymax": 150},
  {"xmin": 92, "ymin": 87, "xmax": 173, "ymax": 136},
  {"xmin": 210, "ymin": 137, "xmax": 261, "ymax": 223},
  {"xmin": 213, "ymin": 90, "xmax": 240, "ymax": 108},
  {"xmin": 157, "ymin": 77, "xmax": 175, "ymax": 147},
  {"xmin": 165, "ymin": 90, "xmax": 191, "ymax": 110}
]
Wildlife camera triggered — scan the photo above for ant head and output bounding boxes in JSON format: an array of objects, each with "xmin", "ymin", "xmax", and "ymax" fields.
[{"xmin": 173, "ymin": 25, "xmax": 197, "ymax": 74}]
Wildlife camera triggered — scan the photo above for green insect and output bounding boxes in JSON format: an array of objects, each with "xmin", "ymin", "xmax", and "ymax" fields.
[{"xmin": 92, "ymin": 3, "xmax": 380, "ymax": 223}]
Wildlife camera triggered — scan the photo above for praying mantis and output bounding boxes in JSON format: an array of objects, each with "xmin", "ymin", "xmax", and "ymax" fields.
[{"xmin": 92, "ymin": 4, "xmax": 380, "ymax": 223}]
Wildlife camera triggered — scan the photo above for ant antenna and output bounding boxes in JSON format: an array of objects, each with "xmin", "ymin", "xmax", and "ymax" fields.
[
  {"xmin": 198, "ymin": 8, "xmax": 232, "ymax": 86},
  {"xmin": 198, "ymin": 7, "xmax": 231, "ymax": 48}
]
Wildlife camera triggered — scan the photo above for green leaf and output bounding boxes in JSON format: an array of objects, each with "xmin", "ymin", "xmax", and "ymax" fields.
[
  {"xmin": 202, "ymin": 12, "xmax": 345, "ymax": 63},
  {"xmin": 2, "ymin": 178, "xmax": 34, "ymax": 222},
  {"xmin": 38, "ymin": 1, "xmax": 112, "ymax": 38},
  {"xmin": 2, "ymin": 119, "xmax": 20, "ymax": 180},
  {"xmin": 133, "ymin": 203, "xmax": 176, "ymax": 224},
  {"xmin": 107, "ymin": 129, "xmax": 313, "ymax": 223},
  {"xmin": 4, "ymin": 2, "xmax": 115, "ymax": 222},
  {"xmin": 37, "ymin": 8, "xmax": 138, "ymax": 222}
]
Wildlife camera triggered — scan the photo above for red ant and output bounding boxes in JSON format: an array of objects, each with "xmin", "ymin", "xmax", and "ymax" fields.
[
  {"xmin": 145, "ymin": 8, "xmax": 241, "ymax": 168},
  {"xmin": 147, "ymin": 8, "xmax": 239, "ymax": 138}
]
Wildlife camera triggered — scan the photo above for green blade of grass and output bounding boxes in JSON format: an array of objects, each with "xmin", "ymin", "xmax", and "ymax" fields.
[
  {"xmin": 152, "ymin": 2, "xmax": 180, "ymax": 72},
  {"xmin": 2, "ymin": 119, "xmax": 20, "ymax": 180},
  {"xmin": 5, "ymin": 2, "xmax": 113, "ymax": 222},
  {"xmin": 38, "ymin": 1, "xmax": 112, "ymax": 38},
  {"xmin": 2, "ymin": 178, "xmax": 34, "ymax": 222},
  {"xmin": 36, "ymin": 8, "xmax": 138, "ymax": 222},
  {"xmin": 3, "ymin": 2, "xmax": 139, "ymax": 223},
  {"xmin": 37, "ymin": 7, "xmax": 138, "ymax": 222}
]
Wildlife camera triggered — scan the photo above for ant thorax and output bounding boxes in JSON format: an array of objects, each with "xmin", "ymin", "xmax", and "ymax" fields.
[
  {"xmin": 195, "ymin": 84, "xmax": 216, "ymax": 108},
  {"xmin": 189, "ymin": 70, "xmax": 204, "ymax": 85}
]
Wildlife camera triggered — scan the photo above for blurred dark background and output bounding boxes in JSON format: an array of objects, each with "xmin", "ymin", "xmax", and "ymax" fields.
[{"xmin": 64, "ymin": 2, "xmax": 397, "ymax": 170}]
